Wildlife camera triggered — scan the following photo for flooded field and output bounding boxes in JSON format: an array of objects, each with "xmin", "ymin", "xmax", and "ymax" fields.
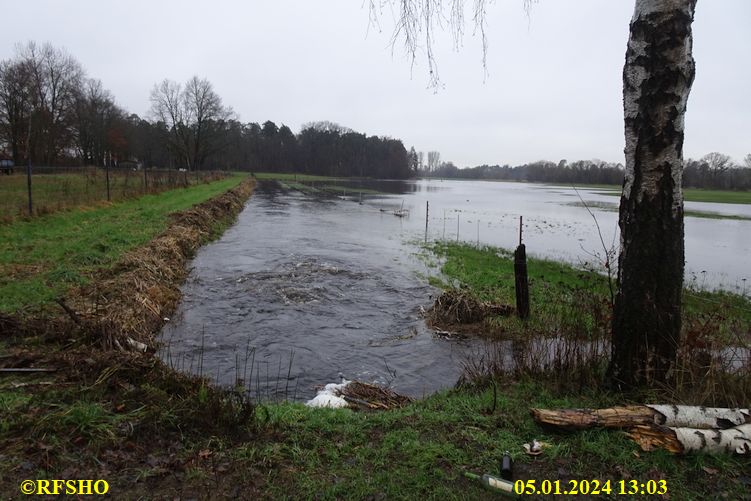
[{"xmin": 161, "ymin": 179, "xmax": 751, "ymax": 400}]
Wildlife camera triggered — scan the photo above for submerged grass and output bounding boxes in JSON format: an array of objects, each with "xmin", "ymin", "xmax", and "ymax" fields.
[
  {"xmin": 253, "ymin": 172, "xmax": 344, "ymax": 182},
  {"xmin": 567, "ymin": 200, "xmax": 751, "ymax": 221}
]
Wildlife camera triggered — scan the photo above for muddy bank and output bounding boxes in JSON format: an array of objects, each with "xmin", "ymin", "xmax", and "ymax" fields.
[{"xmin": 2, "ymin": 177, "xmax": 255, "ymax": 348}]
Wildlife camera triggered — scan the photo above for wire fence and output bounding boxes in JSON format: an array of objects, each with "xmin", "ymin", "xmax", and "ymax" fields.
[{"xmin": 0, "ymin": 166, "xmax": 230, "ymax": 222}]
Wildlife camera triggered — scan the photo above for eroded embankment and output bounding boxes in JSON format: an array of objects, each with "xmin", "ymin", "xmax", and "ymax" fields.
[{"xmin": 2, "ymin": 177, "xmax": 255, "ymax": 349}]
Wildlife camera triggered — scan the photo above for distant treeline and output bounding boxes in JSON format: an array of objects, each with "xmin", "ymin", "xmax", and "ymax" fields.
[
  {"xmin": 3, "ymin": 42, "xmax": 748, "ymax": 187},
  {"xmin": 0, "ymin": 42, "xmax": 414, "ymax": 179},
  {"xmin": 423, "ymin": 153, "xmax": 751, "ymax": 190},
  {"xmin": 426, "ymin": 159, "xmax": 624, "ymax": 185}
]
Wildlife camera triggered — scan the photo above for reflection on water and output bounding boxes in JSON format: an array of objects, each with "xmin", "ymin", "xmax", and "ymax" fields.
[{"xmin": 160, "ymin": 179, "xmax": 750, "ymax": 400}]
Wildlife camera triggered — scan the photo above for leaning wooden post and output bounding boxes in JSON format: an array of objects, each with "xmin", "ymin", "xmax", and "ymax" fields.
[
  {"xmin": 514, "ymin": 216, "xmax": 530, "ymax": 319},
  {"xmin": 425, "ymin": 201, "xmax": 429, "ymax": 243}
]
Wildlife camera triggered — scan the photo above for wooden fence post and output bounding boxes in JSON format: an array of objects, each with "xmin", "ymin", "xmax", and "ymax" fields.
[{"xmin": 514, "ymin": 216, "xmax": 530, "ymax": 319}]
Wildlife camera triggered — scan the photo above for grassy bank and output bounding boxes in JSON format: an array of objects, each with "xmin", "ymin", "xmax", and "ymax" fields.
[
  {"xmin": 0, "ymin": 174, "xmax": 246, "ymax": 313},
  {"xmin": 1, "ymin": 176, "xmax": 258, "ymax": 497},
  {"xmin": 0, "ymin": 169, "xmax": 231, "ymax": 222}
]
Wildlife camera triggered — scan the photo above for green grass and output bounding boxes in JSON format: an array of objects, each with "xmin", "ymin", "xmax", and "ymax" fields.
[
  {"xmin": 229, "ymin": 381, "xmax": 748, "ymax": 499},
  {"xmin": 593, "ymin": 187, "xmax": 751, "ymax": 205},
  {"xmin": 0, "ymin": 169, "xmax": 231, "ymax": 221},
  {"xmin": 425, "ymin": 242, "xmax": 751, "ymax": 348},
  {"xmin": 424, "ymin": 241, "xmax": 615, "ymax": 342},
  {"xmin": 0, "ymin": 174, "xmax": 246, "ymax": 313}
]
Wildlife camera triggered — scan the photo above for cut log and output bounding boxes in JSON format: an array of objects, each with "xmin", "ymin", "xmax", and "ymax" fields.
[
  {"xmin": 627, "ymin": 423, "xmax": 751, "ymax": 455},
  {"xmin": 531, "ymin": 405, "xmax": 751, "ymax": 430},
  {"xmin": 531, "ymin": 406, "xmax": 658, "ymax": 430}
]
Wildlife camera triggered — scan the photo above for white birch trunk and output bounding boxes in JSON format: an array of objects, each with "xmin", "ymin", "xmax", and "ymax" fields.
[
  {"xmin": 646, "ymin": 404, "xmax": 750, "ymax": 429},
  {"xmin": 610, "ymin": 0, "xmax": 697, "ymax": 389},
  {"xmin": 628, "ymin": 423, "xmax": 751, "ymax": 455}
]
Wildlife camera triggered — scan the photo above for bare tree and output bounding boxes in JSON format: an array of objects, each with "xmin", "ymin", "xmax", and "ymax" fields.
[
  {"xmin": 72, "ymin": 78, "xmax": 122, "ymax": 165},
  {"xmin": 183, "ymin": 76, "xmax": 232, "ymax": 169},
  {"xmin": 744, "ymin": 154, "xmax": 751, "ymax": 169},
  {"xmin": 701, "ymin": 151, "xmax": 733, "ymax": 178},
  {"xmin": 427, "ymin": 150, "xmax": 441, "ymax": 173},
  {"xmin": 0, "ymin": 59, "xmax": 32, "ymax": 165},
  {"xmin": 17, "ymin": 41, "xmax": 84, "ymax": 165},
  {"xmin": 150, "ymin": 76, "xmax": 231, "ymax": 170},
  {"xmin": 377, "ymin": 0, "xmax": 698, "ymax": 390},
  {"xmin": 150, "ymin": 79, "xmax": 191, "ymax": 168}
]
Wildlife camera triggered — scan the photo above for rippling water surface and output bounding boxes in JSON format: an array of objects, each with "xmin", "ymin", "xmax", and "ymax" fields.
[{"xmin": 160, "ymin": 182, "xmax": 474, "ymax": 400}]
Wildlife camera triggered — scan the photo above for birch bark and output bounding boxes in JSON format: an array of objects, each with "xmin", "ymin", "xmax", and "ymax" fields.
[{"xmin": 609, "ymin": 0, "xmax": 697, "ymax": 389}]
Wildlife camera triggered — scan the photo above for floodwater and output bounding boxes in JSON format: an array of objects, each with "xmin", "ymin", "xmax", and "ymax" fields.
[{"xmin": 160, "ymin": 179, "xmax": 750, "ymax": 399}]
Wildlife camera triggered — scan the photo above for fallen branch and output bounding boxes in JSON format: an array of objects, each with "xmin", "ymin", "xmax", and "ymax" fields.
[
  {"xmin": 0, "ymin": 368, "xmax": 57, "ymax": 373},
  {"xmin": 55, "ymin": 298, "xmax": 82, "ymax": 325}
]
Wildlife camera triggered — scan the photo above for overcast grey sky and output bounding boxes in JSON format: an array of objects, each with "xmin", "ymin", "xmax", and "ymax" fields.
[{"xmin": 2, "ymin": 0, "xmax": 748, "ymax": 166}]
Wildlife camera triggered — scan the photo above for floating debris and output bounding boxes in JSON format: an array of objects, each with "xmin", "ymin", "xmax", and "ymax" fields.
[
  {"xmin": 306, "ymin": 377, "xmax": 412, "ymax": 410},
  {"xmin": 306, "ymin": 379, "xmax": 350, "ymax": 408},
  {"xmin": 340, "ymin": 381, "xmax": 413, "ymax": 410}
]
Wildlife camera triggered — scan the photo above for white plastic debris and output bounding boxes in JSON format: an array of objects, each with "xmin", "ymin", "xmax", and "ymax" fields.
[
  {"xmin": 306, "ymin": 375, "xmax": 350, "ymax": 408},
  {"xmin": 523, "ymin": 439, "xmax": 549, "ymax": 456},
  {"xmin": 125, "ymin": 337, "xmax": 148, "ymax": 353}
]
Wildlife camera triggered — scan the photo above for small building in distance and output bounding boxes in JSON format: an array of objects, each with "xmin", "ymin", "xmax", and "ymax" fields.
[{"xmin": 0, "ymin": 155, "xmax": 13, "ymax": 175}]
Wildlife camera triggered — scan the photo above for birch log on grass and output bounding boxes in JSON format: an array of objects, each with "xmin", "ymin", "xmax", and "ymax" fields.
[
  {"xmin": 531, "ymin": 405, "xmax": 751, "ymax": 455},
  {"xmin": 531, "ymin": 405, "xmax": 751, "ymax": 430},
  {"xmin": 628, "ymin": 423, "xmax": 751, "ymax": 455}
]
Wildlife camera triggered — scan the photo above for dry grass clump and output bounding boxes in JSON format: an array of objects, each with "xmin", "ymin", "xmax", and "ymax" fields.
[
  {"xmin": 340, "ymin": 381, "xmax": 413, "ymax": 410},
  {"xmin": 66, "ymin": 178, "xmax": 254, "ymax": 349},
  {"xmin": 427, "ymin": 288, "xmax": 513, "ymax": 328}
]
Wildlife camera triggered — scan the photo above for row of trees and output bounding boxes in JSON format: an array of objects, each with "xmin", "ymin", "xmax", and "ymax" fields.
[
  {"xmin": 0, "ymin": 42, "xmax": 414, "ymax": 179},
  {"xmin": 421, "ymin": 154, "xmax": 751, "ymax": 190},
  {"xmin": 211, "ymin": 120, "xmax": 414, "ymax": 179}
]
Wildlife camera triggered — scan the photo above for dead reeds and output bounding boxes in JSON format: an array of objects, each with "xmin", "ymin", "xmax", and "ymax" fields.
[{"xmin": 426, "ymin": 288, "xmax": 513, "ymax": 328}]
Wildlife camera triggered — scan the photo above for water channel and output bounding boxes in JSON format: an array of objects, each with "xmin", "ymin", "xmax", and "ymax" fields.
[{"xmin": 160, "ymin": 179, "xmax": 750, "ymax": 400}]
